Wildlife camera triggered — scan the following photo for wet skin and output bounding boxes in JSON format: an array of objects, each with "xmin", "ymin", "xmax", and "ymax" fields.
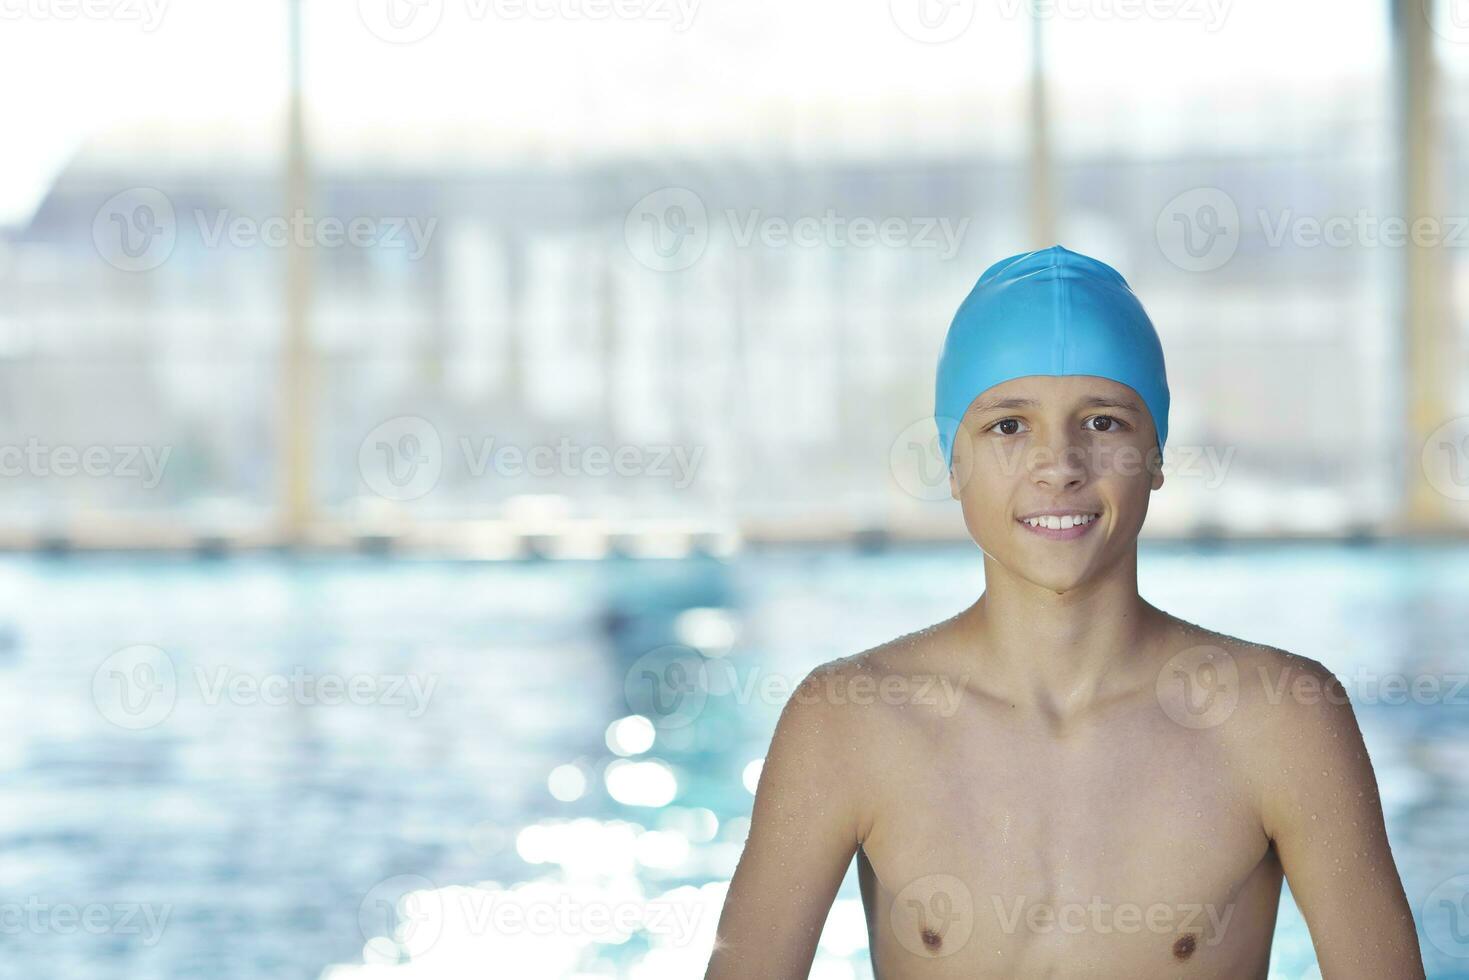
[
  {"xmin": 848, "ymin": 614, "xmax": 1287, "ymax": 978},
  {"xmin": 706, "ymin": 613, "xmax": 1423, "ymax": 980}
]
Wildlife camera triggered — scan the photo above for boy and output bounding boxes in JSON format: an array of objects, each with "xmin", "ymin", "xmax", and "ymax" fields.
[{"xmin": 704, "ymin": 246, "xmax": 1424, "ymax": 978}]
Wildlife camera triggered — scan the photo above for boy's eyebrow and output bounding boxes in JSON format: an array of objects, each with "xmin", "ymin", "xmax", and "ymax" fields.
[{"xmin": 968, "ymin": 395, "xmax": 1144, "ymax": 414}]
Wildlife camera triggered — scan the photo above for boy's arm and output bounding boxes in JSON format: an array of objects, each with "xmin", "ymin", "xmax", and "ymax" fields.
[
  {"xmin": 704, "ymin": 664, "xmax": 868, "ymax": 980},
  {"xmin": 1254, "ymin": 658, "xmax": 1425, "ymax": 979}
]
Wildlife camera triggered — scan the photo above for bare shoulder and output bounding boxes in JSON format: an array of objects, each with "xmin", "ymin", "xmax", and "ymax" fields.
[
  {"xmin": 788, "ymin": 621, "xmax": 956, "ymax": 723},
  {"xmin": 1155, "ymin": 615, "xmax": 1369, "ymax": 812},
  {"xmin": 762, "ymin": 626, "xmax": 955, "ymax": 845},
  {"xmin": 777, "ymin": 621, "xmax": 963, "ymax": 756}
]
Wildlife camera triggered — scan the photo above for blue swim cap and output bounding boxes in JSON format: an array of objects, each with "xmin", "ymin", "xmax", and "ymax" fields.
[{"xmin": 934, "ymin": 244, "xmax": 1170, "ymax": 473}]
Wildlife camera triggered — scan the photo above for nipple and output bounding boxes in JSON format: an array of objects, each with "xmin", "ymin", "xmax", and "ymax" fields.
[
  {"xmin": 1172, "ymin": 933, "xmax": 1197, "ymax": 960},
  {"xmin": 920, "ymin": 927, "xmax": 943, "ymax": 953}
]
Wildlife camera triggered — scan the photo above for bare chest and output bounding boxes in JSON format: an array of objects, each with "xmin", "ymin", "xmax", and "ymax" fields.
[{"xmin": 856, "ymin": 702, "xmax": 1282, "ymax": 978}]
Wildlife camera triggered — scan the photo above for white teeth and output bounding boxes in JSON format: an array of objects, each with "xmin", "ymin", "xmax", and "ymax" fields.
[{"xmin": 1024, "ymin": 513, "xmax": 1098, "ymax": 530}]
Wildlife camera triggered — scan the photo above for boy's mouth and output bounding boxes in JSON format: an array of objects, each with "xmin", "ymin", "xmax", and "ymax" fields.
[{"xmin": 1016, "ymin": 511, "xmax": 1101, "ymax": 540}]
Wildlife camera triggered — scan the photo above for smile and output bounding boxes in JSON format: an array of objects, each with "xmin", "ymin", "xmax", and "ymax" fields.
[{"xmin": 1017, "ymin": 512, "xmax": 1100, "ymax": 540}]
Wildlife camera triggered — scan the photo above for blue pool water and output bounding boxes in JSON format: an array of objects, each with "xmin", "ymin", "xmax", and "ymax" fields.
[{"xmin": 0, "ymin": 543, "xmax": 1465, "ymax": 978}]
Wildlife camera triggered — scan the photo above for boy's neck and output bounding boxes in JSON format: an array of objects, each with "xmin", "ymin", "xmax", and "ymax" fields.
[{"xmin": 955, "ymin": 554, "xmax": 1169, "ymax": 726}]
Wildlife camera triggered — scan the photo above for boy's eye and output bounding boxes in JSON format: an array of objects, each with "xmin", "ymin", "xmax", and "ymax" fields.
[{"xmin": 985, "ymin": 415, "xmax": 1129, "ymax": 436}]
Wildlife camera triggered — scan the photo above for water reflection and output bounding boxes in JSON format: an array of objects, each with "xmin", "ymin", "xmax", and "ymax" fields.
[{"xmin": 0, "ymin": 546, "xmax": 1463, "ymax": 978}]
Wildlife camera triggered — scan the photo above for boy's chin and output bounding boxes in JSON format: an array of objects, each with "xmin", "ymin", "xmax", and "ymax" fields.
[{"xmin": 983, "ymin": 546, "xmax": 1102, "ymax": 594}]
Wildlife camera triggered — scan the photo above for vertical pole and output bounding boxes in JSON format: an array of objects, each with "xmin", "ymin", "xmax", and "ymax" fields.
[
  {"xmin": 1028, "ymin": 8, "xmax": 1056, "ymax": 249},
  {"xmin": 1394, "ymin": 0, "xmax": 1447, "ymax": 531},
  {"xmin": 282, "ymin": 0, "xmax": 314, "ymax": 544}
]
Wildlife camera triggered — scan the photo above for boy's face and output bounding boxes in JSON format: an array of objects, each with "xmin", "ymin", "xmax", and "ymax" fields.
[{"xmin": 948, "ymin": 374, "xmax": 1164, "ymax": 593}]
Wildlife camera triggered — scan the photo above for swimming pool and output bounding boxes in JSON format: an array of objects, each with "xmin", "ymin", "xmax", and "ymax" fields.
[{"xmin": 1, "ymin": 543, "xmax": 1464, "ymax": 978}]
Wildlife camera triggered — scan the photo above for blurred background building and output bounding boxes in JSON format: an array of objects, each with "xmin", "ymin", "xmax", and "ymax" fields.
[
  {"xmin": 1, "ymin": 1, "xmax": 1467, "ymax": 979},
  {"xmin": 1, "ymin": 0, "xmax": 1465, "ymax": 551}
]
